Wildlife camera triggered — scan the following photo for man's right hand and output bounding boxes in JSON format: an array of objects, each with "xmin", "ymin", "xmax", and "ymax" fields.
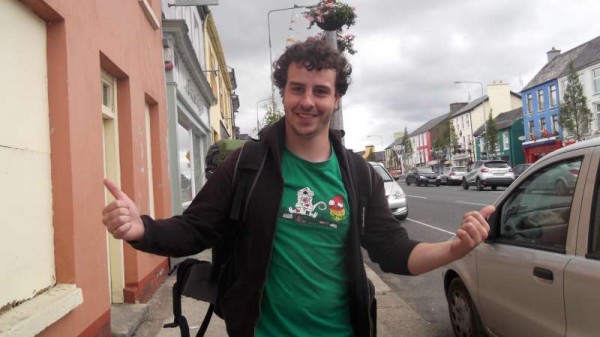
[{"xmin": 102, "ymin": 179, "xmax": 144, "ymax": 241}]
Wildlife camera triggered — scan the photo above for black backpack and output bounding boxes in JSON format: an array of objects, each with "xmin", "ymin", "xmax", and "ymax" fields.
[{"xmin": 164, "ymin": 141, "xmax": 373, "ymax": 337}]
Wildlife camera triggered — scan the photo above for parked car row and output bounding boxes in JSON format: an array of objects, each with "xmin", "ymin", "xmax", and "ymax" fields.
[{"xmin": 399, "ymin": 160, "xmax": 531, "ymax": 191}]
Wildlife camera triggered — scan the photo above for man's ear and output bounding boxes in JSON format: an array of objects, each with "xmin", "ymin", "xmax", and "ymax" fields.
[{"xmin": 334, "ymin": 94, "xmax": 341, "ymax": 110}]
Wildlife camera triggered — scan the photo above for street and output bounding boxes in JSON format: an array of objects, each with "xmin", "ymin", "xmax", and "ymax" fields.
[{"xmin": 366, "ymin": 181, "xmax": 504, "ymax": 337}]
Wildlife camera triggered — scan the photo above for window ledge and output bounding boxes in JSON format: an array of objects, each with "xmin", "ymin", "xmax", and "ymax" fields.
[
  {"xmin": 0, "ymin": 284, "xmax": 83, "ymax": 337},
  {"xmin": 139, "ymin": 0, "xmax": 160, "ymax": 30}
]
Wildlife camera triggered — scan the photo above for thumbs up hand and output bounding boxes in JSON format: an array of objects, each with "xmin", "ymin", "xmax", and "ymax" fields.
[
  {"xmin": 102, "ymin": 179, "xmax": 144, "ymax": 241},
  {"xmin": 450, "ymin": 205, "xmax": 495, "ymax": 259}
]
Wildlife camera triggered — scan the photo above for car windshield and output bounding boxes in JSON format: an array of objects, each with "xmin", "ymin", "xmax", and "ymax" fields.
[
  {"xmin": 372, "ymin": 165, "xmax": 393, "ymax": 182},
  {"xmin": 485, "ymin": 161, "xmax": 509, "ymax": 168},
  {"xmin": 417, "ymin": 168, "xmax": 436, "ymax": 174},
  {"xmin": 453, "ymin": 167, "xmax": 467, "ymax": 173}
]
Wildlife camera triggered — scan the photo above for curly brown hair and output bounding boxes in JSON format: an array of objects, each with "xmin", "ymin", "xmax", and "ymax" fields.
[{"xmin": 273, "ymin": 39, "xmax": 352, "ymax": 96}]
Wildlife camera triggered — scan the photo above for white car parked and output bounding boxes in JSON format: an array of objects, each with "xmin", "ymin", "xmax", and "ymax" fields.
[{"xmin": 369, "ymin": 162, "xmax": 408, "ymax": 220}]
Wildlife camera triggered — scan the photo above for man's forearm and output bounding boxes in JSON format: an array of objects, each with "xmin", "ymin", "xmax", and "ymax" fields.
[{"xmin": 407, "ymin": 241, "xmax": 459, "ymax": 275}]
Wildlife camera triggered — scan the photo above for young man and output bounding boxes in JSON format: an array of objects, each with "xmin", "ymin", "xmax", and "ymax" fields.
[{"xmin": 102, "ymin": 39, "xmax": 493, "ymax": 337}]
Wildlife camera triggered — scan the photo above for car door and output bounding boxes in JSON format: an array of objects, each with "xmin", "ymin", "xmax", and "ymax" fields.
[
  {"xmin": 563, "ymin": 147, "xmax": 600, "ymax": 337},
  {"xmin": 475, "ymin": 149, "xmax": 591, "ymax": 337}
]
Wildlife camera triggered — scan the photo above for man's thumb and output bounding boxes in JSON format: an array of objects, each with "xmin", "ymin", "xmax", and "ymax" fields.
[
  {"xmin": 479, "ymin": 205, "xmax": 496, "ymax": 219},
  {"xmin": 104, "ymin": 179, "xmax": 126, "ymax": 201}
]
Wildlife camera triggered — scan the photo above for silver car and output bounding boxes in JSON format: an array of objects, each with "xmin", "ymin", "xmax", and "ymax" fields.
[
  {"xmin": 462, "ymin": 160, "xmax": 515, "ymax": 191},
  {"xmin": 443, "ymin": 138, "xmax": 600, "ymax": 337},
  {"xmin": 369, "ymin": 162, "xmax": 408, "ymax": 220},
  {"xmin": 441, "ymin": 166, "xmax": 467, "ymax": 185}
]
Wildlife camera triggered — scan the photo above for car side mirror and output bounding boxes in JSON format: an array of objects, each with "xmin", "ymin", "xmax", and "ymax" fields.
[{"xmin": 394, "ymin": 176, "xmax": 400, "ymax": 181}]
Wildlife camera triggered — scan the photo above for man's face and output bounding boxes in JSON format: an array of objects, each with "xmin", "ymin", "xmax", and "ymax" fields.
[{"xmin": 283, "ymin": 62, "xmax": 340, "ymax": 140}]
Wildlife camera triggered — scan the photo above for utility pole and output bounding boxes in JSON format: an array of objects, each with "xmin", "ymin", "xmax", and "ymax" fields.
[{"xmin": 325, "ymin": 30, "xmax": 344, "ymax": 142}]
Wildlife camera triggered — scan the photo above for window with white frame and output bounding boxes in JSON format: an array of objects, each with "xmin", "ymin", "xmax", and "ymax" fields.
[
  {"xmin": 529, "ymin": 120, "xmax": 535, "ymax": 136},
  {"xmin": 527, "ymin": 94, "xmax": 533, "ymax": 114},
  {"xmin": 594, "ymin": 102, "xmax": 600, "ymax": 131},
  {"xmin": 593, "ymin": 68, "xmax": 600, "ymax": 94},
  {"xmin": 503, "ymin": 132, "xmax": 509, "ymax": 150},
  {"xmin": 540, "ymin": 117, "xmax": 547, "ymax": 131},
  {"xmin": 552, "ymin": 115, "xmax": 560, "ymax": 134},
  {"xmin": 550, "ymin": 85, "xmax": 557, "ymax": 107},
  {"xmin": 538, "ymin": 89, "xmax": 545, "ymax": 111}
]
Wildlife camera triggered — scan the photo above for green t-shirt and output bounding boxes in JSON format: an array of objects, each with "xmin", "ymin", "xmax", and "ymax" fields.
[{"xmin": 254, "ymin": 148, "xmax": 353, "ymax": 337}]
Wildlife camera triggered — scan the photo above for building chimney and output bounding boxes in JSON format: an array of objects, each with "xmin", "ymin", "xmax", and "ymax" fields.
[
  {"xmin": 450, "ymin": 102, "xmax": 468, "ymax": 114},
  {"xmin": 547, "ymin": 47, "xmax": 561, "ymax": 63}
]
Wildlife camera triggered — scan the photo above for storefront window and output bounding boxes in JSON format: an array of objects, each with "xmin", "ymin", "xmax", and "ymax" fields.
[{"xmin": 177, "ymin": 123, "xmax": 194, "ymax": 207}]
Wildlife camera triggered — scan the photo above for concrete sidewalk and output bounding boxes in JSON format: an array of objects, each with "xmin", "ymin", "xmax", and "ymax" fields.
[{"xmin": 113, "ymin": 255, "xmax": 437, "ymax": 337}]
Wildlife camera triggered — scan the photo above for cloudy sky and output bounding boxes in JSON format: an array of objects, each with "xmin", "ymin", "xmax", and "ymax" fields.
[{"xmin": 211, "ymin": 0, "xmax": 599, "ymax": 152}]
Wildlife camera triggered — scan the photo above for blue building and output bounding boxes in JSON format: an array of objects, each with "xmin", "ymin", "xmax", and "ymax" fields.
[{"xmin": 520, "ymin": 36, "xmax": 600, "ymax": 163}]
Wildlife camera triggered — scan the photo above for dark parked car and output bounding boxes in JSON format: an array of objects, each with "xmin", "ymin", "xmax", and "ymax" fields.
[
  {"xmin": 406, "ymin": 167, "xmax": 441, "ymax": 186},
  {"xmin": 512, "ymin": 163, "xmax": 532, "ymax": 179}
]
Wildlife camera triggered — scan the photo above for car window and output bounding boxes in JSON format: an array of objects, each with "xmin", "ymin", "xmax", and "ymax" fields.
[
  {"xmin": 453, "ymin": 167, "xmax": 467, "ymax": 173},
  {"xmin": 371, "ymin": 165, "xmax": 393, "ymax": 182},
  {"xmin": 498, "ymin": 158, "xmax": 583, "ymax": 251},
  {"xmin": 485, "ymin": 161, "xmax": 509, "ymax": 168},
  {"xmin": 417, "ymin": 168, "xmax": 436, "ymax": 174}
]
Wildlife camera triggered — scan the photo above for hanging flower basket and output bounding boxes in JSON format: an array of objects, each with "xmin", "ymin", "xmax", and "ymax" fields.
[
  {"xmin": 316, "ymin": 16, "xmax": 347, "ymax": 31},
  {"xmin": 304, "ymin": 0, "xmax": 357, "ymax": 31}
]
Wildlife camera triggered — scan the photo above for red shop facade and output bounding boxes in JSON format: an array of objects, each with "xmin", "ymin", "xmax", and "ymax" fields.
[{"xmin": 522, "ymin": 137, "xmax": 565, "ymax": 163}]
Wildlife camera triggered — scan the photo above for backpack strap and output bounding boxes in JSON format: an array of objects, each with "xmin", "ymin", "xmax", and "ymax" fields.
[
  {"xmin": 229, "ymin": 140, "xmax": 268, "ymax": 222},
  {"xmin": 197, "ymin": 140, "xmax": 267, "ymax": 337},
  {"xmin": 163, "ymin": 258, "xmax": 203, "ymax": 337}
]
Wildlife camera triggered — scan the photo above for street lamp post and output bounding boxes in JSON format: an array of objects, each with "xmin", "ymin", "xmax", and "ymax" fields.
[
  {"xmin": 268, "ymin": 5, "xmax": 312, "ymax": 104},
  {"xmin": 453, "ymin": 80, "xmax": 486, "ymax": 159}
]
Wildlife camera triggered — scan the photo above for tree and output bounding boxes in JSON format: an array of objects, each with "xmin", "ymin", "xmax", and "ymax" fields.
[
  {"xmin": 485, "ymin": 113, "xmax": 499, "ymax": 158},
  {"xmin": 258, "ymin": 101, "xmax": 284, "ymax": 131},
  {"xmin": 432, "ymin": 124, "xmax": 449, "ymax": 169},
  {"xmin": 449, "ymin": 123, "xmax": 460, "ymax": 154},
  {"xmin": 559, "ymin": 61, "xmax": 592, "ymax": 141},
  {"xmin": 400, "ymin": 127, "xmax": 413, "ymax": 161}
]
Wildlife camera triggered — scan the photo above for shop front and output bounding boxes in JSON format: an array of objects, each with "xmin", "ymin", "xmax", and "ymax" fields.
[{"xmin": 522, "ymin": 137, "xmax": 563, "ymax": 163}]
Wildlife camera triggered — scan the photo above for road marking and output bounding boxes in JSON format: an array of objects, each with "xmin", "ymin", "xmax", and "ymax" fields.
[
  {"xmin": 406, "ymin": 195, "xmax": 428, "ymax": 199},
  {"xmin": 406, "ymin": 218, "xmax": 455, "ymax": 236},
  {"xmin": 456, "ymin": 201, "xmax": 488, "ymax": 206}
]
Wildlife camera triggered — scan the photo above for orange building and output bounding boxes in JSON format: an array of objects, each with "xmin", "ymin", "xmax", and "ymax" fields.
[{"xmin": 1, "ymin": 0, "xmax": 171, "ymax": 336}]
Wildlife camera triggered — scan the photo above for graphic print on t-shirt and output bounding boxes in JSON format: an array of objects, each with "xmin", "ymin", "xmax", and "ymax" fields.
[{"xmin": 283, "ymin": 186, "xmax": 347, "ymax": 228}]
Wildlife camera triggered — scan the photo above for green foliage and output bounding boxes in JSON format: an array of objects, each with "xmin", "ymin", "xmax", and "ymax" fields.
[
  {"xmin": 304, "ymin": 0, "xmax": 357, "ymax": 30},
  {"xmin": 432, "ymin": 125, "xmax": 448, "ymax": 161},
  {"xmin": 259, "ymin": 101, "xmax": 284, "ymax": 131},
  {"xmin": 401, "ymin": 126, "xmax": 413, "ymax": 159},
  {"xmin": 485, "ymin": 113, "xmax": 499, "ymax": 157},
  {"xmin": 559, "ymin": 61, "xmax": 592, "ymax": 141},
  {"xmin": 449, "ymin": 123, "xmax": 460, "ymax": 154}
]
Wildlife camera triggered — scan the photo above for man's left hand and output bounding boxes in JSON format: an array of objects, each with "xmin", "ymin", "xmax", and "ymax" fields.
[{"xmin": 451, "ymin": 205, "xmax": 495, "ymax": 259}]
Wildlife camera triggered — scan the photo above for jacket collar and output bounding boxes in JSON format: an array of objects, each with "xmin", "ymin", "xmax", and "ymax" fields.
[{"xmin": 260, "ymin": 117, "xmax": 347, "ymax": 164}]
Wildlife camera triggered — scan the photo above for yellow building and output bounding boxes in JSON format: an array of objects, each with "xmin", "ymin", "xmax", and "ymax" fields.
[{"xmin": 204, "ymin": 11, "xmax": 239, "ymax": 141}]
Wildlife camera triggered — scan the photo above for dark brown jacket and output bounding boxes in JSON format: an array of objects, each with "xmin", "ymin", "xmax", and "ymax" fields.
[{"xmin": 132, "ymin": 118, "xmax": 419, "ymax": 336}]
